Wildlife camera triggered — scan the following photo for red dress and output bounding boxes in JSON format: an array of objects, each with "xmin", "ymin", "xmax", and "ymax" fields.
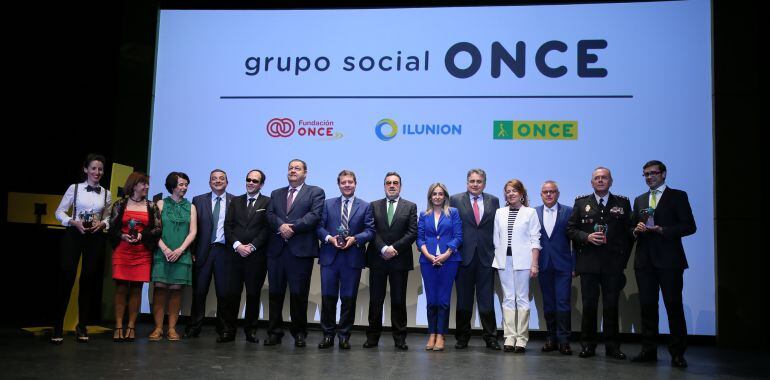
[{"xmin": 112, "ymin": 210, "xmax": 152, "ymax": 282}]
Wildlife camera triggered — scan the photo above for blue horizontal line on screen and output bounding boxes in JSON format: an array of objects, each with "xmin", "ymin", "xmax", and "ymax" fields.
[{"xmin": 219, "ymin": 95, "xmax": 633, "ymax": 99}]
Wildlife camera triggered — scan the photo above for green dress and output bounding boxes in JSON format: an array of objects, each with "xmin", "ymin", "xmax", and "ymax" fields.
[{"xmin": 151, "ymin": 196, "xmax": 192, "ymax": 285}]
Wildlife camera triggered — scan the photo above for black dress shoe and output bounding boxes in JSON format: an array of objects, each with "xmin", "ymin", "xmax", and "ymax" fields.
[
  {"xmin": 216, "ymin": 333, "xmax": 235, "ymax": 343},
  {"xmin": 245, "ymin": 331, "xmax": 259, "ymax": 343},
  {"xmin": 542, "ymin": 340, "xmax": 557, "ymax": 352},
  {"xmin": 339, "ymin": 338, "xmax": 351, "ymax": 350},
  {"xmin": 363, "ymin": 340, "xmax": 379, "ymax": 348},
  {"xmin": 295, "ymin": 335, "xmax": 307, "ymax": 347},
  {"xmin": 558, "ymin": 343, "xmax": 573, "ymax": 355},
  {"xmin": 485, "ymin": 340, "xmax": 501, "ymax": 350},
  {"xmin": 455, "ymin": 340, "xmax": 469, "ymax": 349},
  {"xmin": 671, "ymin": 355, "xmax": 688, "ymax": 368},
  {"xmin": 513, "ymin": 346, "xmax": 526, "ymax": 354},
  {"xmin": 605, "ymin": 348, "xmax": 627, "ymax": 360},
  {"xmin": 579, "ymin": 346, "xmax": 596, "ymax": 358},
  {"xmin": 503, "ymin": 345, "xmax": 515, "ymax": 352},
  {"xmin": 318, "ymin": 336, "xmax": 334, "ymax": 349},
  {"xmin": 395, "ymin": 342, "xmax": 409, "ymax": 351},
  {"xmin": 631, "ymin": 350, "xmax": 658, "ymax": 363},
  {"xmin": 183, "ymin": 327, "xmax": 201, "ymax": 339},
  {"xmin": 50, "ymin": 327, "xmax": 64, "ymax": 345},
  {"xmin": 75, "ymin": 325, "xmax": 89, "ymax": 343},
  {"xmin": 264, "ymin": 335, "xmax": 282, "ymax": 346}
]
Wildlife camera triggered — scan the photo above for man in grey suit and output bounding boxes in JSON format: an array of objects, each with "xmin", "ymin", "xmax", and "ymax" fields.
[
  {"xmin": 184, "ymin": 169, "xmax": 235, "ymax": 340},
  {"xmin": 450, "ymin": 168, "xmax": 501, "ymax": 350}
]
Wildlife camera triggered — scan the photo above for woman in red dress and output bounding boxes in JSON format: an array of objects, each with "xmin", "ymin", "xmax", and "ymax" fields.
[{"xmin": 108, "ymin": 172, "xmax": 161, "ymax": 342}]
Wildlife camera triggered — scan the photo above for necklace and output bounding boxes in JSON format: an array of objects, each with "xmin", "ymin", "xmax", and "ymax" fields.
[{"xmin": 129, "ymin": 197, "xmax": 144, "ymax": 203}]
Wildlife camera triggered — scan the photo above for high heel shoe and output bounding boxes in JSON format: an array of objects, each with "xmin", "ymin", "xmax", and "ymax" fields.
[
  {"xmin": 433, "ymin": 335, "xmax": 445, "ymax": 351},
  {"xmin": 75, "ymin": 325, "xmax": 89, "ymax": 343},
  {"xmin": 50, "ymin": 326, "xmax": 64, "ymax": 345},
  {"xmin": 113, "ymin": 327, "xmax": 124, "ymax": 343},
  {"xmin": 425, "ymin": 334, "xmax": 436, "ymax": 350},
  {"xmin": 125, "ymin": 327, "xmax": 135, "ymax": 342},
  {"xmin": 149, "ymin": 328, "xmax": 164, "ymax": 341}
]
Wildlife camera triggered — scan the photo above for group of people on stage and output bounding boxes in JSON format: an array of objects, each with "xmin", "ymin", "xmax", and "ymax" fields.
[{"xmin": 53, "ymin": 155, "xmax": 695, "ymax": 368}]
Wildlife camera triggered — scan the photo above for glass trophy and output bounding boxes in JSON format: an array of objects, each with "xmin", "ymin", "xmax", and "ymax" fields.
[
  {"xmin": 80, "ymin": 211, "xmax": 94, "ymax": 229},
  {"xmin": 128, "ymin": 218, "xmax": 139, "ymax": 239},
  {"xmin": 336, "ymin": 224, "xmax": 350, "ymax": 247},
  {"xmin": 593, "ymin": 223, "xmax": 608, "ymax": 244},
  {"xmin": 641, "ymin": 207, "xmax": 656, "ymax": 228}
]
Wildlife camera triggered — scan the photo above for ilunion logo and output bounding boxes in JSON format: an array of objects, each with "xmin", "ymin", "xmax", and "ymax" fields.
[{"xmin": 375, "ymin": 118, "xmax": 399, "ymax": 141}]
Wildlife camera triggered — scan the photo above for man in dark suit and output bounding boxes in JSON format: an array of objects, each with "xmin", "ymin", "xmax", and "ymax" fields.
[
  {"xmin": 566, "ymin": 167, "xmax": 633, "ymax": 360},
  {"xmin": 265, "ymin": 159, "xmax": 325, "ymax": 347},
  {"xmin": 449, "ymin": 168, "xmax": 501, "ymax": 350},
  {"xmin": 221, "ymin": 169, "xmax": 270, "ymax": 343},
  {"xmin": 363, "ymin": 172, "xmax": 417, "ymax": 350},
  {"xmin": 630, "ymin": 160, "xmax": 696, "ymax": 368},
  {"xmin": 316, "ymin": 170, "xmax": 375, "ymax": 349},
  {"xmin": 535, "ymin": 181, "xmax": 574, "ymax": 355},
  {"xmin": 185, "ymin": 169, "xmax": 235, "ymax": 339}
]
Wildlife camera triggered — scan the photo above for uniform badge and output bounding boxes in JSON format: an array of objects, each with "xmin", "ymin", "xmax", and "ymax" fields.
[{"xmin": 585, "ymin": 204, "xmax": 591, "ymax": 212}]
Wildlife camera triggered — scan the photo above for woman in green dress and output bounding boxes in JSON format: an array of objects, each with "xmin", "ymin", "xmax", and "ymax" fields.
[{"xmin": 150, "ymin": 172, "xmax": 198, "ymax": 341}]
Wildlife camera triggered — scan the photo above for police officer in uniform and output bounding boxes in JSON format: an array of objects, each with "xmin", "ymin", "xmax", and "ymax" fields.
[{"xmin": 566, "ymin": 167, "xmax": 633, "ymax": 359}]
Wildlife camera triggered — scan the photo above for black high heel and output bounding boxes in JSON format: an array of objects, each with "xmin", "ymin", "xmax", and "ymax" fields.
[
  {"xmin": 50, "ymin": 326, "xmax": 64, "ymax": 345},
  {"xmin": 125, "ymin": 327, "xmax": 135, "ymax": 342},
  {"xmin": 113, "ymin": 327, "xmax": 124, "ymax": 342},
  {"xmin": 75, "ymin": 325, "xmax": 89, "ymax": 343}
]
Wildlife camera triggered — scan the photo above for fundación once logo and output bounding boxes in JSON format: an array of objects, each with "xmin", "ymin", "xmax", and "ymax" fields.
[
  {"xmin": 375, "ymin": 118, "xmax": 462, "ymax": 141},
  {"xmin": 266, "ymin": 117, "xmax": 342, "ymax": 139},
  {"xmin": 493, "ymin": 120, "xmax": 578, "ymax": 140}
]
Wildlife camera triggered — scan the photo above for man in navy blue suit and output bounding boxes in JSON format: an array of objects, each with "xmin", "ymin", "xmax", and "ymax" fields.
[
  {"xmin": 535, "ymin": 180, "xmax": 574, "ymax": 355},
  {"xmin": 184, "ymin": 169, "xmax": 235, "ymax": 340},
  {"xmin": 265, "ymin": 159, "xmax": 325, "ymax": 347},
  {"xmin": 316, "ymin": 170, "xmax": 375, "ymax": 349},
  {"xmin": 449, "ymin": 168, "xmax": 501, "ymax": 350}
]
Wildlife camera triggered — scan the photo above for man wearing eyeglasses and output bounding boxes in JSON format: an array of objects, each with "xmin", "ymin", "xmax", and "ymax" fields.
[
  {"xmin": 265, "ymin": 159, "xmax": 325, "ymax": 347},
  {"xmin": 630, "ymin": 160, "xmax": 696, "ymax": 368},
  {"xmin": 363, "ymin": 172, "xmax": 417, "ymax": 350},
  {"xmin": 221, "ymin": 169, "xmax": 270, "ymax": 343}
]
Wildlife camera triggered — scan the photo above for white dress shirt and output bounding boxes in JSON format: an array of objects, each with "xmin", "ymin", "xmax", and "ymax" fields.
[{"xmin": 55, "ymin": 181, "xmax": 112, "ymax": 228}]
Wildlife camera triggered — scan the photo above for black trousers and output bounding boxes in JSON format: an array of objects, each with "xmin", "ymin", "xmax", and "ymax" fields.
[
  {"xmin": 580, "ymin": 272, "xmax": 625, "ymax": 349},
  {"xmin": 55, "ymin": 228, "xmax": 105, "ymax": 330},
  {"xmin": 636, "ymin": 267, "xmax": 687, "ymax": 356},
  {"xmin": 366, "ymin": 265, "xmax": 409, "ymax": 343},
  {"xmin": 187, "ymin": 243, "xmax": 230, "ymax": 334},
  {"xmin": 454, "ymin": 253, "xmax": 498, "ymax": 343},
  {"xmin": 223, "ymin": 249, "xmax": 268, "ymax": 336},
  {"xmin": 266, "ymin": 249, "xmax": 314, "ymax": 339}
]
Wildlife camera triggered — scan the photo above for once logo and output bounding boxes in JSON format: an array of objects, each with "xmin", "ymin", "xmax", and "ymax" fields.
[
  {"xmin": 267, "ymin": 118, "xmax": 295, "ymax": 137},
  {"xmin": 375, "ymin": 119, "xmax": 399, "ymax": 141}
]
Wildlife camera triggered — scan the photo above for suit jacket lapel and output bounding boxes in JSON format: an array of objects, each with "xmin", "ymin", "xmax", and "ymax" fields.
[
  {"xmin": 480, "ymin": 193, "xmax": 494, "ymax": 225},
  {"xmin": 348, "ymin": 198, "xmax": 360, "ymax": 222}
]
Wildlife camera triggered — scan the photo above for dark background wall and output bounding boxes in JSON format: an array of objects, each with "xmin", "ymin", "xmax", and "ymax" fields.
[{"xmin": 2, "ymin": 0, "xmax": 761, "ymax": 347}]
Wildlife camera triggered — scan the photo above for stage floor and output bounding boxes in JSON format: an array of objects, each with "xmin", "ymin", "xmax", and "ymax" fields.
[{"xmin": 2, "ymin": 324, "xmax": 768, "ymax": 379}]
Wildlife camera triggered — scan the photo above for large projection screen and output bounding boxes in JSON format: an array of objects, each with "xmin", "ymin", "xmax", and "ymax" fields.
[{"xmin": 147, "ymin": 0, "xmax": 715, "ymax": 335}]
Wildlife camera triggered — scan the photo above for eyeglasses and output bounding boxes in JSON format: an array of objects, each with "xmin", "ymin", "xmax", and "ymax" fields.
[
  {"xmin": 468, "ymin": 179, "xmax": 484, "ymax": 185},
  {"xmin": 541, "ymin": 190, "xmax": 558, "ymax": 195},
  {"xmin": 385, "ymin": 181, "xmax": 400, "ymax": 186},
  {"xmin": 246, "ymin": 178, "xmax": 261, "ymax": 184},
  {"xmin": 642, "ymin": 171, "xmax": 661, "ymax": 177}
]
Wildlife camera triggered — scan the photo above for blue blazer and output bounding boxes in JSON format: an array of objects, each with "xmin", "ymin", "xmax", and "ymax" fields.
[
  {"xmin": 192, "ymin": 191, "xmax": 235, "ymax": 266},
  {"xmin": 266, "ymin": 184, "xmax": 325, "ymax": 258},
  {"xmin": 535, "ymin": 203, "xmax": 575, "ymax": 272},
  {"xmin": 417, "ymin": 207, "xmax": 463, "ymax": 264},
  {"xmin": 317, "ymin": 197, "xmax": 375, "ymax": 269}
]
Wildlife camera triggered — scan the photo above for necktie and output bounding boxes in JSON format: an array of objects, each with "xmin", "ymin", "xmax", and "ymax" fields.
[
  {"xmin": 86, "ymin": 185, "xmax": 101, "ymax": 194},
  {"xmin": 387, "ymin": 199, "xmax": 395, "ymax": 225},
  {"xmin": 342, "ymin": 199, "xmax": 350, "ymax": 230},
  {"xmin": 286, "ymin": 188, "xmax": 296, "ymax": 212},
  {"xmin": 650, "ymin": 190, "xmax": 658, "ymax": 208},
  {"xmin": 248, "ymin": 197, "xmax": 255, "ymax": 211},
  {"xmin": 472, "ymin": 196, "xmax": 481, "ymax": 225},
  {"xmin": 211, "ymin": 196, "xmax": 221, "ymax": 242}
]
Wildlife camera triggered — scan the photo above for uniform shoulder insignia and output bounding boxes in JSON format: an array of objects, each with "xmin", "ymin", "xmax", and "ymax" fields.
[
  {"xmin": 614, "ymin": 194, "xmax": 629, "ymax": 200},
  {"xmin": 575, "ymin": 194, "xmax": 591, "ymax": 200}
]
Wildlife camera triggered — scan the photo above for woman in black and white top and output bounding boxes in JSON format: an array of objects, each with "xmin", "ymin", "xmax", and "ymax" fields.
[
  {"xmin": 492, "ymin": 179, "xmax": 541, "ymax": 353},
  {"xmin": 52, "ymin": 153, "xmax": 112, "ymax": 344}
]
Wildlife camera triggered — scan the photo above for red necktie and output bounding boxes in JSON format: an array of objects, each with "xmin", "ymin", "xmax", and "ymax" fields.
[{"xmin": 473, "ymin": 196, "xmax": 481, "ymax": 225}]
